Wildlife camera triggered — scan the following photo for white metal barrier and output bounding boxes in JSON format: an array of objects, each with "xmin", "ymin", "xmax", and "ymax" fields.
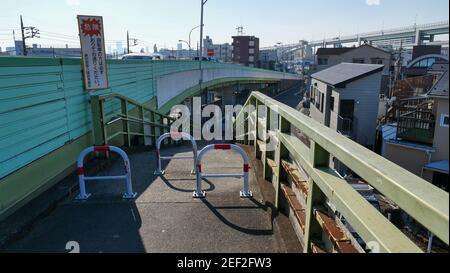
[
  {"xmin": 76, "ymin": 145, "xmax": 137, "ymax": 200},
  {"xmin": 154, "ymin": 132, "xmax": 198, "ymax": 175},
  {"xmin": 193, "ymin": 144, "xmax": 253, "ymax": 198}
]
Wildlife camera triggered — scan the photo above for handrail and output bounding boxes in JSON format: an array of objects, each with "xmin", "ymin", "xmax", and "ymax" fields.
[
  {"xmin": 235, "ymin": 91, "xmax": 449, "ymax": 253},
  {"xmin": 96, "ymin": 93, "xmax": 175, "ymax": 121},
  {"xmin": 90, "ymin": 93, "xmax": 175, "ymax": 147}
]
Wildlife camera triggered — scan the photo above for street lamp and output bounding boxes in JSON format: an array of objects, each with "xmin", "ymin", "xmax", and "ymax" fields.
[
  {"xmin": 189, "ymin": 25, "xmax": 201, "ymax": 58},
  {"xmin": 179, "ymin": 39, "xmax": 190, "ymax": 59},
  {"xmin": 180, "ymin": 25, "xmax": 201, "ymax": 59}
]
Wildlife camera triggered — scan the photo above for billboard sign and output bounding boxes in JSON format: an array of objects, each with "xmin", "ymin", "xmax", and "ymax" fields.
[
  {"xmin": 207, "ymin": 48, "xmax": 214, "ymax": 57},
  {"xmin": 77, "ymin": 15, "xmax": 109, "ymax": 91}
]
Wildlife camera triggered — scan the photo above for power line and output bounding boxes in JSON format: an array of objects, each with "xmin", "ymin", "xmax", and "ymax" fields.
[{"xmin": 6, "ymin": 15, "xmax": 160, "ymax": 52}]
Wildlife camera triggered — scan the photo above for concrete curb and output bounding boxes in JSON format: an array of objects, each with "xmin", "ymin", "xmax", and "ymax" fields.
[{"xmin": 240, "ymin": 144, "xmax": 303, "ymax": 253}]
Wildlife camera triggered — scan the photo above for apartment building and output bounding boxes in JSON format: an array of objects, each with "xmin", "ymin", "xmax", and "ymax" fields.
[
  {"xmin": 203, "ymin": 36, "xmax": 233, "ymax": 62},
  {"xmin": 232, "ymin": 36, "xmax": 260, "ymax": 67}
]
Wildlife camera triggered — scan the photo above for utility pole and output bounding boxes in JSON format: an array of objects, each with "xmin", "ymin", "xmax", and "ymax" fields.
[
  {"xmin": 127, "ymin": 31, "xmax": 138, "ymax": 54},
  {"xmin": 127, "ymin": 31, "xmax": 130, "ymax": 54},
  {"xmin": 199, "ymin": 0, "xmax": 208, "ymax": 89},
  {"xmin": 20, "ymin": 16, "xmax": 26, "ymax": 56},
  {"xmin": 20, "ymin": 15, "xmax": 40, "ymax": 56}
]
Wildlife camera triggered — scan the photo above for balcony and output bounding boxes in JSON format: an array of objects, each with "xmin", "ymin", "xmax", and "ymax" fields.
[
  {"xmin": 337, "ymin": 115, "xmax": 354, "ymax": 138},
  {"xmin": 396, "ymin": 107, "xmax": 435, "ymax": 145}
]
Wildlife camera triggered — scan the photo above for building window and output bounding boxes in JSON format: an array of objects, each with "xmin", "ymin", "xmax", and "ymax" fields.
[
  {"xmin": 249, "ymin": 48, "xmax": 254, "ymax": 54},
  {"xmin": 314, "ymin": 90, "xmax": 320, "ymax": 109},
  {"xmin": 318, "ymin": 58, "xmax": 328, "ymax": 65},
  {"xmin": 320, "ymin": 93, "xmax": 325, "ymax": 113},
  {"xmin": 371, "ymin": 58, "xmax": 383, "ymax": 65},
  {"xmin": 352, "ymin": 58, "xmax": 365, "ymax": 64},
  {"xmin": 330, "ymin": 96, "xmax": 335, "ymax": 111},
  {"xmin": 249, "ymin": 56, "xmax": 254, "ymax": 62},
  {"xmin": 315, "ymin": 90, "xmax": 322, "ymax": 111},
  {"xmin": 440, "ymin": 114, "xmax": 449, "ymax": 127},
  {"xmin": 249, "ymin": 41, "xmax": 255, "ymax": 47}
]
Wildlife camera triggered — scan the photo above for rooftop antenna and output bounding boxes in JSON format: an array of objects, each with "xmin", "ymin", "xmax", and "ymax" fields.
[{"xmin": 236, "ymin": 26, "xmax": 244, "ymax": 36}]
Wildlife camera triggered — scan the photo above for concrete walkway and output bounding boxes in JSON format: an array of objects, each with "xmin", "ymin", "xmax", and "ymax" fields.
[{"xmin": 4, "ymin": 143, "xmax": 293, "ymax": 253}]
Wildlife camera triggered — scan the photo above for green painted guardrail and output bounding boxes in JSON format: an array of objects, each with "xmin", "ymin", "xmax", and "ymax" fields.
[
  {"xmin": 90, "ymin": 93, "xmax": 176, "ymax": 147},
  {"xmin": 235, "ymin": 91, "xmax": 449, "ymax": 253}
]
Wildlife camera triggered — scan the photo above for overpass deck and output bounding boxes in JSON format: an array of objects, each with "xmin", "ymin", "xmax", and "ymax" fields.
[{"xmin": 4, "ymin": 143, "xmax": 300, "ymax": 253}]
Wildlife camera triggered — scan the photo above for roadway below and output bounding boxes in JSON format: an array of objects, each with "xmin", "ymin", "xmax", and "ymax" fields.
[{"xmin": 272, "ymin": 82, "xmax": 304, "ymax": 109}]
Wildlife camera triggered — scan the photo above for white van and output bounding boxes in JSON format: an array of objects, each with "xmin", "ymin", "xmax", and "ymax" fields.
[{"xmin": 121, "ymin": 53, "xmax": 164, "ymax": 60}]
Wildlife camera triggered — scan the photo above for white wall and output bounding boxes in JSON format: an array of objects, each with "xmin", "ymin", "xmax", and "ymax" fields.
[
  {"xmin": 310, "ymin": 71, "xmax": 382, "ymax": 147},
  {"xmin": 338, "ymin": 72, "xmax": 382, "ymax": 147},
  {"xmin": 309, "ymin": 79, "xmax": 329, "ymax": 124}
]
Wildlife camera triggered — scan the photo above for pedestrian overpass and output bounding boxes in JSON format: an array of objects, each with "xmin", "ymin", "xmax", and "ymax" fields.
[
  {"xmin": 0, "ymin": 57, "xmax": 448, "ymax": 253},
  {"xmin": 0, "ymin": 57, "xmax": 299, "ymax": 216}
]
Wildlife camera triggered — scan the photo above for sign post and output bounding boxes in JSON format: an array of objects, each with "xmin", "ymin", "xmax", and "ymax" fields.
[{"xmin": 77, "ymin": 15, "xmax": 109, "ymax": 91}]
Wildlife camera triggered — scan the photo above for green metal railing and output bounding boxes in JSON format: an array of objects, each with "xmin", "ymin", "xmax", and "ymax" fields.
[
  {"xmin": 235, "ymin": 91, "xmax": 449, "ymax": 253},
  {"xmin": 90, "ymin": 93, "xmax": 176, "ymax": 147}
]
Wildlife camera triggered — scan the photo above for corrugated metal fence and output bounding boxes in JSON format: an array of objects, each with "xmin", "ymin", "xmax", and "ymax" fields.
[{"xmin": 0, "ymin": 57, "xmax": 288, "ymax": 180}]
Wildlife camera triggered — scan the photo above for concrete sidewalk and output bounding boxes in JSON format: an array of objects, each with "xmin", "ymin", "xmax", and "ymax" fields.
[{"xmin": 4, "ymin": 143, "xmax": 298, "ymax": 253}]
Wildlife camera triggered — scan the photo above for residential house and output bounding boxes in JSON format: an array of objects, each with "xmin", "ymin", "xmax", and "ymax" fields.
[
  {"xmin": 315, "ymin": 47, "xmax": 353, "ymax": 71},
  {"xmin": 380, "ymin": 71, "xmax": 448, "ymax": 191},
  {"xmin": 314, "ymin": 44, "xmax": 392, "ymax": 95},
  {"xmin": 310, "ymin": 63, "xmax": 384, "ymax": 149}
]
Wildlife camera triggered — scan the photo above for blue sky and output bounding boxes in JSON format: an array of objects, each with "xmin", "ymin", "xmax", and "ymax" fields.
[{"xmin": 0, "ymin": 0, "xmax": 448, "ymax": 50}]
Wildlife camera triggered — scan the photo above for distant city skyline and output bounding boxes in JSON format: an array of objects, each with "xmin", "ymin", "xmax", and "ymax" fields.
[{"xmin": 0, "ymin": 0, "xmax": 448, "ymax": 51}]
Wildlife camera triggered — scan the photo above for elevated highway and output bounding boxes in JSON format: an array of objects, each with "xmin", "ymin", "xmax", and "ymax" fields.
[{"xmin": 262, "ymin": 21, "xmax": 449, "ymax": 51}]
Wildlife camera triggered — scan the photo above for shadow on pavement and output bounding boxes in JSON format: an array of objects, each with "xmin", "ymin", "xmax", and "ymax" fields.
[
  {"xmin": 200, "ymin": 197, "xmax": 274, "ymax": 236},
  {"xmin": 159, "ymin": 176, "xmax": 215, "ymax": 193}
]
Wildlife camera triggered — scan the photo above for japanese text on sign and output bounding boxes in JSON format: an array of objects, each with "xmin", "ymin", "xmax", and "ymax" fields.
[{"xmin": 77, "ymin": 15, "xmax": 109, "ymax": 90}]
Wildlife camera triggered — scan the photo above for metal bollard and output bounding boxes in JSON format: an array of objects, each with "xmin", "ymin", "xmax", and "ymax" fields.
[
  {"xmin": 76, "ymin": 145, "xmax": 137, "ymax": 200},
  {"xmin": 154, "ymin": 132, "xmax": 198, "ymax": 175},
  {"xmin": 193, "ymin": 144, "xmax": 253, "ymax": 199}
]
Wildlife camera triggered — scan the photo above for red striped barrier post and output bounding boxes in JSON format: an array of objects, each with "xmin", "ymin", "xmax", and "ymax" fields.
[
  {"xmin": 76, "ymin": 145, "xmax": 137, "ymax": 200},
  {"xmin": 154, "ymin": 132, "xmax": 198, "ymax": 175},
  {"xmin": 193, "ymin": 144, "xmax": 252, "ymax": 198}
]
